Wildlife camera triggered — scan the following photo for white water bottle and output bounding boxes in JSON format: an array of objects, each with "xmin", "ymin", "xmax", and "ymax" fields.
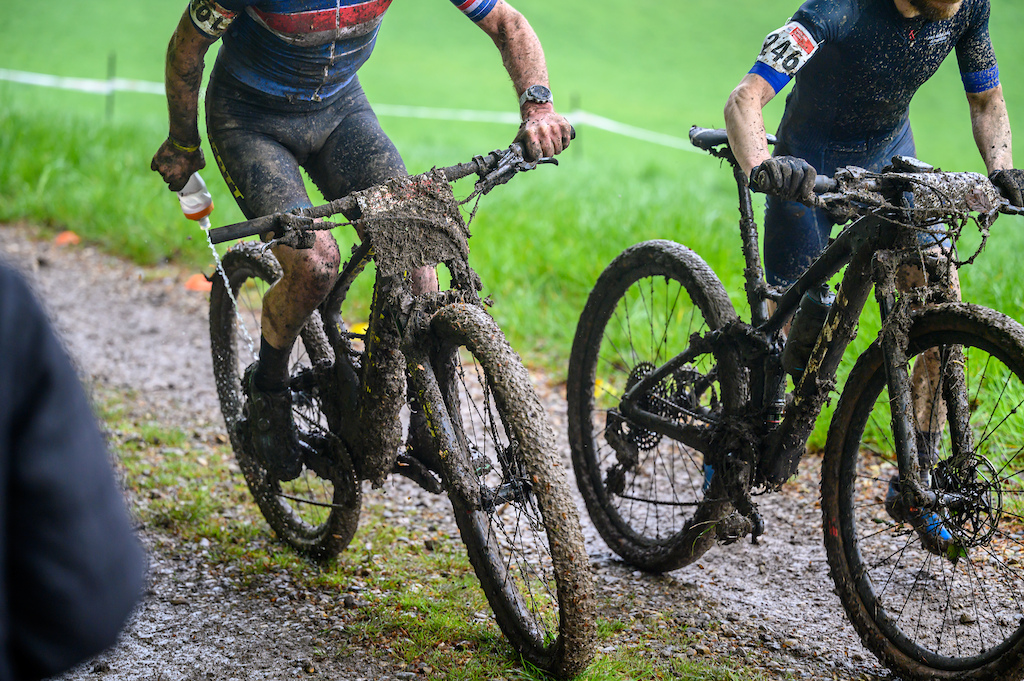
[{"xmin": 177, "ymin": 172, "xmax": 214, "ymax": 230}]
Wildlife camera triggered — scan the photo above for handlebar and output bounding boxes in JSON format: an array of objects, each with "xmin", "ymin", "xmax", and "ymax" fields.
[
  {"xmin": 208, "ymin": 142, "xmax": 548, "ymax": 245},
  {"xmin": 689, "ymin": 126, "xmax": 1022, "ymax": 217}
]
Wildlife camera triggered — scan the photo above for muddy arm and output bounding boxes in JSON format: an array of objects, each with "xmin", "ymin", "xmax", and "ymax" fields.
[
  {"xmin": 724, "ymin": 73, "xmax": 779, "ymax": 178},
  {"xmin": 474, "ymin": 1, "xmax": 572, "ymax": 160},
  {"xmin": 968, "ymin": 85, "xmax": 1014, "ymax": 173},
  {"xmin": 151, "ymin": 10, "xmax": 218, "ymax": 191}
]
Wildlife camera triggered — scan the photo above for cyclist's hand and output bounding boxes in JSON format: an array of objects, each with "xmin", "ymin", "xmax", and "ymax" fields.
[
  {"xmin": 990, "ymin": 168, "xmax": 1024, "ymax": 207},
  {"xmin": 151, "ymin": 137, "xmax": 206, "ymax": 192},
  {"xmin": 750, "ymin": 156, "xmax": 817, "ymax": 201},
  {"xmin": 515, "ymin": 107, "xmax": 573, "ymax": 161}
]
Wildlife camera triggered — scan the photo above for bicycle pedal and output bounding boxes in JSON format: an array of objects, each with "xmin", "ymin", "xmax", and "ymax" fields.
[{"xmin": 715, "ymin": 512, "xmax": 754, "ymax": 545}]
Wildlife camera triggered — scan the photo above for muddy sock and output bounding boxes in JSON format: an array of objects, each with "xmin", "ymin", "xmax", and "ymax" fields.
[
  {"xmin": 915, "ymin": 430, "xmax": 940, "ymax": 468},
  {"xmin": 915, "ymin": 430, "xmax": 941, "ymax": 487},
  {"xmin": 254, "ymin": 336, "xmax": 292, "ymax": 392}
]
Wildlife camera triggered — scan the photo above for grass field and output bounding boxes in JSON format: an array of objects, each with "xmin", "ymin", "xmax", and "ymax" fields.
[{"xmin": 2, "ymin": 6, "xmax": 1024, "ymax": 403}]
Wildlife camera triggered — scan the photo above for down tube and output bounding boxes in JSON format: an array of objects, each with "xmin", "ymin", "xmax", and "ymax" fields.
[{"xmin": 761, "ymin": 244, "xmax": 876, "ymax": 486}]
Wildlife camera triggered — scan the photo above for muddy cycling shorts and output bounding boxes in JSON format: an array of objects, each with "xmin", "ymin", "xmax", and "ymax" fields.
[
  {"xmin": 763, "ymin": 122, "xmax": 948, "ymax": 287},
  {"xmin": 205, "ymin": 64, "xmax": 406, "ymax": 221}
]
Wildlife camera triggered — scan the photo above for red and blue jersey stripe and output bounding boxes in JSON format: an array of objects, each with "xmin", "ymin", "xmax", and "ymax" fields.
[
  {"xmin": 450, "ymin": 0, "xmax": 497, "ymax": 23},
  {"xmin": 191, "ymin": 0, "xmax": 498, "ymax": 101}
]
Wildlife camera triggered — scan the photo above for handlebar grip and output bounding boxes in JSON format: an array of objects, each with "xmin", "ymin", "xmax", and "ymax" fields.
[
  {"xmin": 208, "ymin": 195, "xmax": 357, "ymax": 244},
  {"xmin": 814, "ymin": 175, "xmax": 837, "ymax": 193},
  {"xmin": 209, "ymin": 215, "xmax": 277, "ymax": 244}
]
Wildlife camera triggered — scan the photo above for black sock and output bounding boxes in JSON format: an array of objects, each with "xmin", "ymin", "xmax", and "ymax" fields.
[{"xmin": 255, "ymin": 336, "xmax": 292, "ymax": 392}]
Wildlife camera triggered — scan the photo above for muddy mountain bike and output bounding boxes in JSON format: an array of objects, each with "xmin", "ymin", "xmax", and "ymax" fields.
[
  {"xmin": 567, "ymin": 125, "xmax": 1024, "ymax": 680},
  {"xmin": 205, "ymin": 144, "xmax": 594, "ymax": 679}
]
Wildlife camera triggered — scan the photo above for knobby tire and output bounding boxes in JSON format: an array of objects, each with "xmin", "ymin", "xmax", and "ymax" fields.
[
  {"xmin": 823, "ymin": 304, "xmax": 1024, "ymax": 681},
  {"xmin": 209, "ymin": 242, "xmax": 360, "ymax": 562},
  {"xmin": 567, "ymin": 240, "xmax": 743, "ymax": 573},
  {"xmin": 430, "ymin": 303, "xmax": 595, "ymax": 679}
]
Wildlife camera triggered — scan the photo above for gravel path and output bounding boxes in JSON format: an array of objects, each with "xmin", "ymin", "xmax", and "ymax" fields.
[{"xmin": 1, "ymin": 225, "xmax": 889, "ymax": 680}]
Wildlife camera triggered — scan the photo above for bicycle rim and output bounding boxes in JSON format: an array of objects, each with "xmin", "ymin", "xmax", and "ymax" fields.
[
  {"xmin": 209, "ymin": 243, "xmax": 360, "ymax": 561},
  {"xmin": 824, "ymin": 305, "xmax": 1024, "ymax": 680},
  {"xmin": 567, "ymin": 240, "xmax": 740, "ymax": 572},
  {"xmin": 431, "ymin": 304, "xmax": 594, "ymax": 679}
]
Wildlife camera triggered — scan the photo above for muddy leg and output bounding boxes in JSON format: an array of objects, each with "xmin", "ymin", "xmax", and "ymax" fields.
[{"xmin": 262, "ymin": 229, "xmax": 341, "ymax": 351}]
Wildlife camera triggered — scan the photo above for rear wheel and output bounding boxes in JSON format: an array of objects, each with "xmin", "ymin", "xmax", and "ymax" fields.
[
  {"xmin": 567, "ymin": 240, "xmax": 742, "ymax": 572},
  {"xmin": 431, "ymin": 304, "xmax": 594, "ymax": 679},
  {"xmin": 823, "ymin": 305, "xmax": 1024, "ymax": 680},
  {"xmin": 209, "ymin": 243, "xmax": 360, "ymax": 561}
]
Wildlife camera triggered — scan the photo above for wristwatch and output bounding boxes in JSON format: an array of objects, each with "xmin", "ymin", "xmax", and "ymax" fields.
[{"xmin": 519, "ymin": 84, "xmax": 553, "ymax": 107}]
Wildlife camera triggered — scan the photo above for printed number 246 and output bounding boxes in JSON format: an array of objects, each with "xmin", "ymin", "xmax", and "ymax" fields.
[{"xmin": 761, "ymin": 32, "xmax": 802, "ymax": 72}]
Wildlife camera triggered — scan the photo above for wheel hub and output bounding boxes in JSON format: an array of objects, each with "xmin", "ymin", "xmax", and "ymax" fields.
[{"xmin": 933, "ymin": 454, "xmax": 1001, "ymax": 549}]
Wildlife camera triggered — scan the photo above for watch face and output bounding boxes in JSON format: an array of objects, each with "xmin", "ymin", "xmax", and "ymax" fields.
[{"xmin": 525, "ymin": 85, "xmax": 552, "ymax": 103}]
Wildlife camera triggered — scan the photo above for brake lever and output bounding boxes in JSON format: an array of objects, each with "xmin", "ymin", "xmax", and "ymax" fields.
[
  {"xmin": 474, "ymin": 147, "xmax": 557, "ymax": 195},
  {"xmin": 266, "ymin": 212, "xmax": 317, "ymax": 250}
]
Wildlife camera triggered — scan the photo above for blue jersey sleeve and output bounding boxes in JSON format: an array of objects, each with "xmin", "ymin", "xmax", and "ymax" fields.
[
  {"xmin": 448, "ymin": 0, "xmax": 497, "ymax": 23},
  {"xmin": 956, "ymin": 0, "xmax": 999, "ymax": 93}
]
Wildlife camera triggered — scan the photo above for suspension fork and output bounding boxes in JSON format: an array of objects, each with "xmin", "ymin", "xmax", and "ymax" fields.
[
  {"xmin": 735, "ymin": 164, "xmax": 772, "ymax": 329},
  {"xmin": 320, "ymin": 241, "xmax": 372, "ymax": 448},
  {"xmin": 402, "ymin": 314, "xmax": 482, "ymax": 508},
  {"xmin": 872, "ymin": 250, "xmax": 934, "ymax": 504}
]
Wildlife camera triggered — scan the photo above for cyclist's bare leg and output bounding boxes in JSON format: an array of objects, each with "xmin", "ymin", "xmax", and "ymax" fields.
[
  {"xmin": 261, "ymin": 229, "xmax": 341, "ymax": 351},
  {"xmin": 411, "ymin": 266, "xmax": 439, "ymax": 295}
]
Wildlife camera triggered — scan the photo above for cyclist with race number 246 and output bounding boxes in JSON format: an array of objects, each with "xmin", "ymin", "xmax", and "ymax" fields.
[{"xmin": 723, "ymin": 0, "xmax": 1024, "ymax": 555}]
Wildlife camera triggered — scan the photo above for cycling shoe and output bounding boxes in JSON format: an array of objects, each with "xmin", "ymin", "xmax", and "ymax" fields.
[{"xmin": 243, "ymin": 362, "xmax": 304, "ymax": 481}]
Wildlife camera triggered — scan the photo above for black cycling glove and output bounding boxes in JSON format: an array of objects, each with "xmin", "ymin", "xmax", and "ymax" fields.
[
  {"xmin": 749, "ymin": 156, "xmax": 817, "ymax": 201},
  {"xmin": 990, "ymin": 168, "xmax": 1024, "ymax": 207}
]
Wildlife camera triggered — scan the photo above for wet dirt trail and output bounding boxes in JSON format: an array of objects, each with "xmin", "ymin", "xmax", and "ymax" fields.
[{"xmin": 1, "ymin": 225, "xmax": 889, "ymax": 680}]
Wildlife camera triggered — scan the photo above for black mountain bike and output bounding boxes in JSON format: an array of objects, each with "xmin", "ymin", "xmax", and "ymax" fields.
[
  {"xmin": 206, "ymin": 144, "xmax": 594, "ymax": 678},
  {"xmin": 568, "ymin": 126, "xmax": 1024, "ymax": 680}
]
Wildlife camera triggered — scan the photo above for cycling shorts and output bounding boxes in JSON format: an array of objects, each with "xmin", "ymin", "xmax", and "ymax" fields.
[{"xmin": 204, "ymin": 64, "xmax": 406, "ymax": 221}]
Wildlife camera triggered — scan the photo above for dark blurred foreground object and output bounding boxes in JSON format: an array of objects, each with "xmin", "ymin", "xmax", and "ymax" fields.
[{"xmin": 0, "ymin": 261, "xmax": 144, "ymax": 680}]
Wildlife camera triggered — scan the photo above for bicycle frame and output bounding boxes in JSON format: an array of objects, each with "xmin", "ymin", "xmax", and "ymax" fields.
[
  {"xmin": 312, "ymin": 172, "xmax": 486, "ymax": 489},
  {"xmin": 620, "ymin": 158, "xmax": 959, "ymax": 497}
]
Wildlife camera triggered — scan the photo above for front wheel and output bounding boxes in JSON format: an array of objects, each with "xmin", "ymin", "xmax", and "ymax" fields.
[
  {"xmin": 823, "ymin": 304, "xmax": 1024, "ymax": 680},
  {"xmin": 567, "ymin": 240, "xmax": 743, "ymax": 572},
  {"xmin": 209, "ymin": 243, "xmax": 361, "ymax": 561},
  {"xmin": 429, "ymin": 304, "xmax": 595, "ymax": 679}
]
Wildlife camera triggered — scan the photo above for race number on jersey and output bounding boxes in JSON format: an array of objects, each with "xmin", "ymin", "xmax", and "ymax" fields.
[
  {"xmin": 756, "ymin": 21, "xmax": 820, "ymax": 77},
  {"xmin": 190, "ymin": 0, "xmax": 238, "ymax": 38}
]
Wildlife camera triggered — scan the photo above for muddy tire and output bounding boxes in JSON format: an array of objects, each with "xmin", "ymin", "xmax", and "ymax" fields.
[
  {"xmin": 430, "ymin": 304, "xmax": 595, "ymax": 679},
  {"xmin": 823, "ymin": 304, "xmax": 1024, "ymax": 680},
  {"xmin": 209, "ymin": 243, "xmax": 360, "ymax": 562},
  {"xmin": 567, "ymin": 240, "xmax": 742, "ymax": 573}
]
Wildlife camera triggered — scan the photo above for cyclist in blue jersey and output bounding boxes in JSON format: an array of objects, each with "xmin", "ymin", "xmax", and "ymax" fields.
[
  {"xmin": 151, "ymin": 0, "xmax": 573, "ymax": 481},
  {"xmin": 723, "ymin": 0, "xmax": 1024, "ymax": 555}
]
